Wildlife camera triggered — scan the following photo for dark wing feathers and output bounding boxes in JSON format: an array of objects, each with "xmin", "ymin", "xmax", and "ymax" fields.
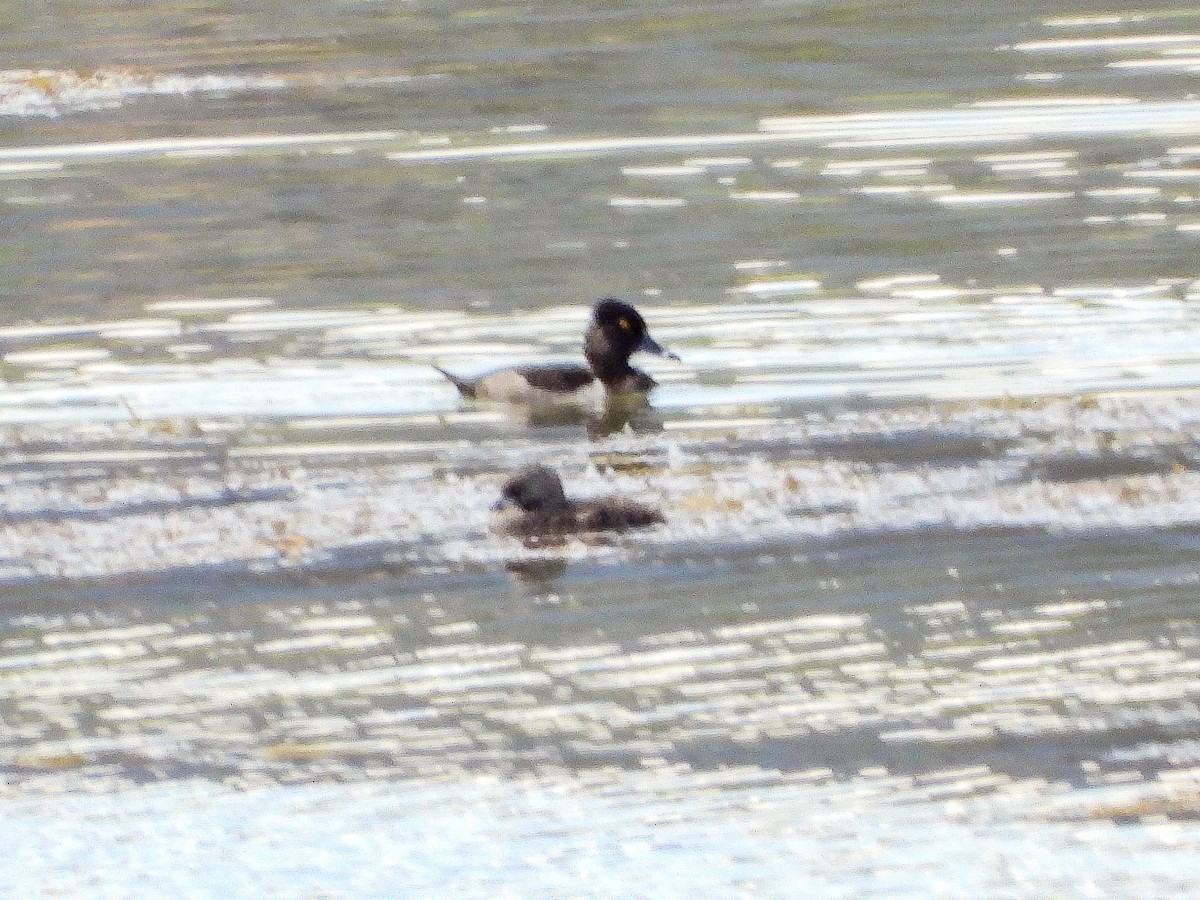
[
  {"xmin": 515, "ymin": 365, "xmax": 596, "ymax": 392},
  {"xmin": 577, "ymin": 500, "xmax": 664, "ymax": 531}
]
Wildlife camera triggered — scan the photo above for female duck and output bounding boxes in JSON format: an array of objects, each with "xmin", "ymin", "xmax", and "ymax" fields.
[
  {"xmin": 436, "ymin": 298, "xmax": 678, "ymax": 406},
  {"xmin": 493, "ymin": 464, "xmax": 664, "ymax": 540}
]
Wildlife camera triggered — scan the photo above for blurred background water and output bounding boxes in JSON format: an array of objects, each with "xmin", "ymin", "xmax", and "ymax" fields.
[{"xmin": 4, "ymin": 1, "xmax": 1200, "ymax": 896}]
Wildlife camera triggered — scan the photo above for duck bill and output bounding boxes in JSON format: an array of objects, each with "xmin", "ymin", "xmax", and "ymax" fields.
[{"xmin": 637, "ymin": 332, "xmax": 680, "ymax": 361}]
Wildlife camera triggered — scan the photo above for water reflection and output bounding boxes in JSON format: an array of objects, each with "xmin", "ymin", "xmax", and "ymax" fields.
[{"xmin": 3, "ymin": 528, "xmax": 1198, "ymax": 806}]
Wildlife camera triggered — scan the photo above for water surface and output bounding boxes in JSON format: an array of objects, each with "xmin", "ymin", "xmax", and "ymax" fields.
[{"xmin": 4, "ymin": 2, "xmax": 1200, "ymax": 896}]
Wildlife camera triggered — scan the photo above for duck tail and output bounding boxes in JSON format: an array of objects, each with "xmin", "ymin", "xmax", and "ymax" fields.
[{"xmin": 433, "ymin": 365, "xmax": 476, "ymax": 399}]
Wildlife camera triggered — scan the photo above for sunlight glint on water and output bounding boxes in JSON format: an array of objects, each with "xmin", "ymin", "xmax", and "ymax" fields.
[{"xmin": 5, "ymin": 3, "xmax": 1200, "ymax": 896}]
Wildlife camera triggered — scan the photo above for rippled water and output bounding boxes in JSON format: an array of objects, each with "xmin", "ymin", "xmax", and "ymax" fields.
[{"xmin": 5, "ymin": 2, "xmax": 1200, "ymax": 896}]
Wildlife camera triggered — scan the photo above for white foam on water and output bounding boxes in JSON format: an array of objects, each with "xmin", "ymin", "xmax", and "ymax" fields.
[
  {"xmin": 1015, "ymin": 34, "xmax": 1200, "ymax": 52},
  {"xmin": 607, "ymin": 195, "xmax": 688, "ymax": 208},
  {"xmin": 621, "ymin": 164, "xmax": 706, "ymax": 177},
  {"xmin": 726, "ymin": 279, "xmax": 821, "ymax": 295},
  {"xmin": 1109, "ymin": 56, "xmax": 1200, "ymax": 70},
  {"xmin": 0, "ymin": 130, "xmax": 401, "ymax": 162},
  {"xmin": 143, "ymin": 298, "xmax": 277, "ymax": 314},
  {"xmin": 391, "ymin": 100, "xmax": 1200, "ymax": 161},
  {"xmin": 0, "ymin": 69, "xmax": 290, "ymax": 118},
  {"xmin": 728, "ymin": 189, "xmax": 801, "ymax": 202},
  {"xmin": 933, "ymin": 190, "xmax": 1076, "ymax": 205}
]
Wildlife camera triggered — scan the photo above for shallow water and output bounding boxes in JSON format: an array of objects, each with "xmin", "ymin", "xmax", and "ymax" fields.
[{"xmin": 5, "ymin": 1, "xmax": 1200, "ymax": 896}]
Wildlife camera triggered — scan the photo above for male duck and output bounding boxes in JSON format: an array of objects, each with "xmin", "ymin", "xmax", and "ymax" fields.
[{"xmin": 436, "ymin": 298, "xmax": 678, "ymax": 406}]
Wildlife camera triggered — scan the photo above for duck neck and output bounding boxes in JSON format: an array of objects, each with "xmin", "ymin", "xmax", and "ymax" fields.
[{"xmin": 585, "ymin": 348, "xmax": 635, "ymax": 386}]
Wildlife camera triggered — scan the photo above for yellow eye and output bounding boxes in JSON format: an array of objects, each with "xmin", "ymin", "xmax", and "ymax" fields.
[{"xmin": 618, "ymin": 318, "xmax": 631, "ymax": 331}]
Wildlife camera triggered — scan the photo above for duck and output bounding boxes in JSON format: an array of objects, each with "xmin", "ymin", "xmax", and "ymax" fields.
[
  {"xmin": 435, "ymin": 298, "xmax": 678, "ymax": 407},
  {"xmin": 493, "ymin": 464, "xmax": 664, "ymax": 540}
]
